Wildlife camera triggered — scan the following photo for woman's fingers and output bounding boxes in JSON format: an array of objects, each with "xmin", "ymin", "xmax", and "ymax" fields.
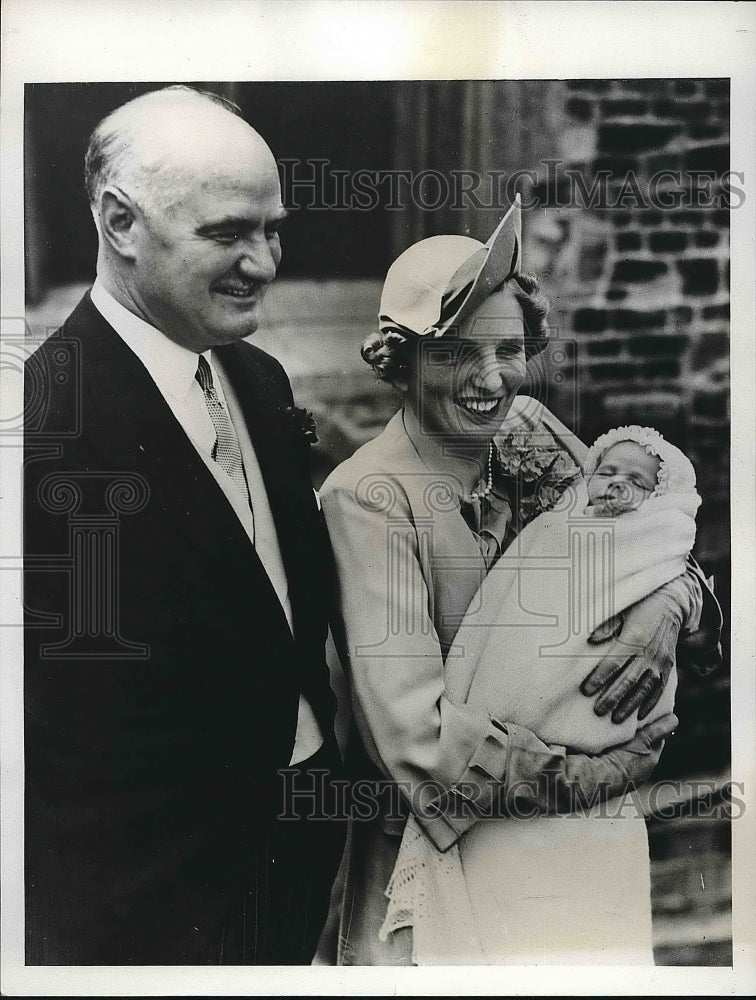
[
  {"xmin": 579, "ymin": 653, "xmax": 630, "ymax": 699},
  {"xmin": 581, "ymin": 601, "xmax": 680, "ymax": 718},
  {"xmin": 610, "ymin": 669, "xmax": 657, "ymax": 724},
  {"xmin": 587, "ymin": 612, "xmax": 624, "ymax": 646},
  {"xmin": 581, "ymin": 652, "xmax": 648, "ymax": 716},
  {"xmin": 592, "ymin": 655, "xmax": 646, "ymax": 717},
  {"xmin": 636, "ymin": 679, "xmax": 665, "ymax": 721},
  {"xmin": 634, "ymin": 712, "xmax": 678, "ymax": 748}
]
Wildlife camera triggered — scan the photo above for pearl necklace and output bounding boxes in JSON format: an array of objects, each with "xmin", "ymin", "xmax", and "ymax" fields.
[{"xmin": 470, "ymin": 442, "xmax": 494, "ymax": 500}]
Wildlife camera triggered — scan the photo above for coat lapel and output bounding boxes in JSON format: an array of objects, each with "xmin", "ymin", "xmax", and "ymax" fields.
[
  {"xmin": 215, "ymin": 341, "xmax": 315, "ymax": 640},
  {"xmin": 405, "ymin": 478, "xmax": 488, "ymax": 656},
  {"xmin": 66, "ymin": 294, "xmax": 295, "ymax": 641},
  {"xmin": 375, "ymin": 412, "xmax": 489, "ymax": 657}
]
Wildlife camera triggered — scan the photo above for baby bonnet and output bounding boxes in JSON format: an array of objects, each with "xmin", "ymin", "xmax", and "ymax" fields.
[{"xmin": 583, "ymin": 424, "xmax": 699, "ymax": 501}]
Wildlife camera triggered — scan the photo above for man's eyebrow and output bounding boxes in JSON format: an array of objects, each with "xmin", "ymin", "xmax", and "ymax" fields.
[
  {"xmin": 195, "ymin": 208, "xmax": 289, "ymax": 234},
  {"xmin": 265, "ymin": 207, "xmax": 289, "ymax": 226}
]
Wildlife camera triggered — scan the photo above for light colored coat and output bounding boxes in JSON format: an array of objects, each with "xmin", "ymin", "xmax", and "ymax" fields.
[
  {"xmin": 319, "ymin": 396, "xmax": 599, "ymax": 963},
  {"xmin": 321, "ymin": 396, "xmax": 591, "ymax": 851},
  {"xmin": 319, "ymin": 394, "xmax": 714, "ymax": 965}
]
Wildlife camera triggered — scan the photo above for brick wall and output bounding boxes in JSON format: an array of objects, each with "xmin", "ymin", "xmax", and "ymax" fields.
[
  {"xmin": 530, "ymin": 80, "xmax": 732, "ymax": 965},
  {"xmin": 535, "ymin": 76, "xmax": 731, "ymax": 677},
  {"xmin": 538, "ymin": 78, "xmax": 729, "ymax": 563}
]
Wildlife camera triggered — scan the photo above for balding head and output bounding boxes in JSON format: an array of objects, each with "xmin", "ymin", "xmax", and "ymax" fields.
[
  {"xmin": 87, "ymin": 86, "xmax": 286, "ymax": 351},
  {"xmin": 85, "ymin": 86, "xmax": 275, "ymax": 217}
]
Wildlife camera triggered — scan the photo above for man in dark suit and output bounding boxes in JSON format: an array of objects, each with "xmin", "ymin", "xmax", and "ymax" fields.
[{"xmin": 24, "ymin": 86, "xmax": 344, "ymax": 965}]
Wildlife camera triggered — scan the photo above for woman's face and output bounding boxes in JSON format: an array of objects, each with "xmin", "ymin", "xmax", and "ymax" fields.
[{"xmin": 404, "ymin": 284, "xmax": 527, "ymax": 440}]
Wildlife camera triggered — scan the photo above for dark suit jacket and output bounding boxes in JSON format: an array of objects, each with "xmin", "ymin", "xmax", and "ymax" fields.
[{"xmin": 24, "ymin": 292, "xmax": 337, "ymax": 964}]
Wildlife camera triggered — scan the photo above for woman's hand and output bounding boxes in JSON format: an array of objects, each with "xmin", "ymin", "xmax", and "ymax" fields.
[
  {"xmin": 556, "ymin": 712, "xmax": 678, "ymax": 810},
  {"xmin": 420, "ymin": 712, "xmax": 678, "ymax": 841},
  {"xmin": 580, "ymin": 570, "xmax": 706, "ymax": 723}
]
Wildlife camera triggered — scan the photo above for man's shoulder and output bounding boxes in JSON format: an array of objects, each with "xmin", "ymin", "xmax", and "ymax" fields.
[
  {"xmin": 27, "ymin": 290, "xmax": 94, "ymax": 358},
  {"xmin": 24, "ymin": 293, "xmax": 98, "ymax": 430},
  {"xmin": 229, "ymin": 339, "xmax": 292, "ymax": 398},
  {"xmin": 234, "ymin": 338, "xmax": 285, "ymax": 373},
  {"xmin": 25, "ymin": 290, "xmax": 126, "ymax": 391}
]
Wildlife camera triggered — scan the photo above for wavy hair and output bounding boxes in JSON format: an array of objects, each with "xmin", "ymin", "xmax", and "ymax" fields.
[{"xmin": 362, "ymin": 272, "xmax": 550, "ymax": 386}]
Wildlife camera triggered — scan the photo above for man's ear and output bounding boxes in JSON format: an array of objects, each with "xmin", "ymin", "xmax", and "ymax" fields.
[{"xmin": 99, "ymin": 187, "xmax": 139, "ymax": 260}]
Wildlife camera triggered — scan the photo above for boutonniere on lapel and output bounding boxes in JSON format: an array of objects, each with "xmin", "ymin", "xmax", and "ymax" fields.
[
  {"xmin": 279, "ymin": 403, "xmax": 319, "ymax": 445},
  {"xmin": 492, "ymin": 429, "xmax": 580, "ymax": 532}
]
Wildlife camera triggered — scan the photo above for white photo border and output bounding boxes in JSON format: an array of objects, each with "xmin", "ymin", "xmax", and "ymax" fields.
[{"xmin": 2, "ymin": 1, "xmax": 754, "ymax": 995}]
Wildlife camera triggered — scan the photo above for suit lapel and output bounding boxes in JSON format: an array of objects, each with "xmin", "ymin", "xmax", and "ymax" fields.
[
  {"xmin": 66, "ymin": 294, "xmax": 294, "ymax": 641},
  {"xmin": 215, "ymin": 341, "xmax": 314, "ymax": 639}
]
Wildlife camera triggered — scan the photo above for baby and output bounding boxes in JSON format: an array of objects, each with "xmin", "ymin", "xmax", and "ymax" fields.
[
  {"xmin": 585, "ymin": 438, "xmax": 663, "ymax": 515},
  {"xmin": 445, "ymin": 423, "xmax": 702, "ymax": 752},
  {"xmin": 380, "ymin": 426, "xmax": 704, "ymax": 963},
  {"xmin": 582, "ymin": 424, "xmax": 696, "ymax": 517}
]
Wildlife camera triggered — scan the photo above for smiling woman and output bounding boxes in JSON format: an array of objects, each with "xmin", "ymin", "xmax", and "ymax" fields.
[
  {"xmin": 316, "ymin": 199, "xmax": 717, "ymax": 966},
  {"xmin": 358, "ymin": 199, "xmax": 549, "ymax": 494},
  {"xmin": 393, "ymin": 284, "xmax": 529, "ymax": 441}
]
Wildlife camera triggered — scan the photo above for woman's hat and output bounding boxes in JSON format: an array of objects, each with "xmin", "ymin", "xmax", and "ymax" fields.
[{"xmin": 379, "ymin": 195, "xmax": 522, "ymax": 339}]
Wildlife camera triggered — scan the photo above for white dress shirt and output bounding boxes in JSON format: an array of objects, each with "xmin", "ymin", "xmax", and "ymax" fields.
[{"xmin": 90, "ymin": 279, "xmax": 324, "ymax": 765}]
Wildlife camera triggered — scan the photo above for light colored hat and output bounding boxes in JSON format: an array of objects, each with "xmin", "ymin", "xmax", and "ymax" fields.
[{"xmin": 379, "ymin": 195, "xmax": 522, "ymax": 339}]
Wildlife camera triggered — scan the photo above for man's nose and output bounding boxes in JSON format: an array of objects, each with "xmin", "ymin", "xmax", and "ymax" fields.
[{"xmin": 236, "ymin": 237, "xmax": 279, "ymax": 283}]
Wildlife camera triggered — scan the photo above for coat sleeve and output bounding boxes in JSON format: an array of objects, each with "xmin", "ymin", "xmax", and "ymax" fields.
[{"xmin": 321, "ymin": 480, "xmax": 670, "ymax": 851}]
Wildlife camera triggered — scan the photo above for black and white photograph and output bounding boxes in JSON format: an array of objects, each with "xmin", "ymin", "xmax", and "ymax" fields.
[{"xmin": 2, "ymin": 2, "xmax": 754, "ymax": 996}]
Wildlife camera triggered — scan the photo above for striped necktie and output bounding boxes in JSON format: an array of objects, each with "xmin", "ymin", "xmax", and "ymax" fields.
[{"xmin": 195, "ymin": 355, "xmax": 251, "ymax": 508}]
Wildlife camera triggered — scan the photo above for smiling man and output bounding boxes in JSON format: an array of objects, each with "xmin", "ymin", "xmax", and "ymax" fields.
[
  {"xmin": 85, "ymin": 89, "xmax": 288, "ymax": 351},
  {"xmin": 24, "ymin": 87, "xmax": 343, "ymax": 965}
]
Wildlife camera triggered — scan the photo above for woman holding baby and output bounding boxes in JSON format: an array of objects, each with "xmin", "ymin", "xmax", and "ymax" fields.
[{"xmin": 318, "ymin": 198, "xmax": 720, "ymax": 965}]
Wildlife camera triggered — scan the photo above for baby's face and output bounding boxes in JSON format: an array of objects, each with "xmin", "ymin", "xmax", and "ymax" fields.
[{"xmin": 586, "ymin": 440, "xmax": 661, "ymax": 514}]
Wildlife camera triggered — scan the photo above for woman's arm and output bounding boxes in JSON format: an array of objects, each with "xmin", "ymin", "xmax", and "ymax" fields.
[
  {"xmin": 322, "ymin": 483, "xmax": 498, "ymax": 807},
  {"xmin": 528, "ymin": 397, "xmax": 723, "ymax": 718},
  {"xmin": 322, "ymin": 481, "xmax": 676, "ymax": 851},
  {"xmin": 422, "ymin": 712, "xmax": 676, "ymax": 842}
]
